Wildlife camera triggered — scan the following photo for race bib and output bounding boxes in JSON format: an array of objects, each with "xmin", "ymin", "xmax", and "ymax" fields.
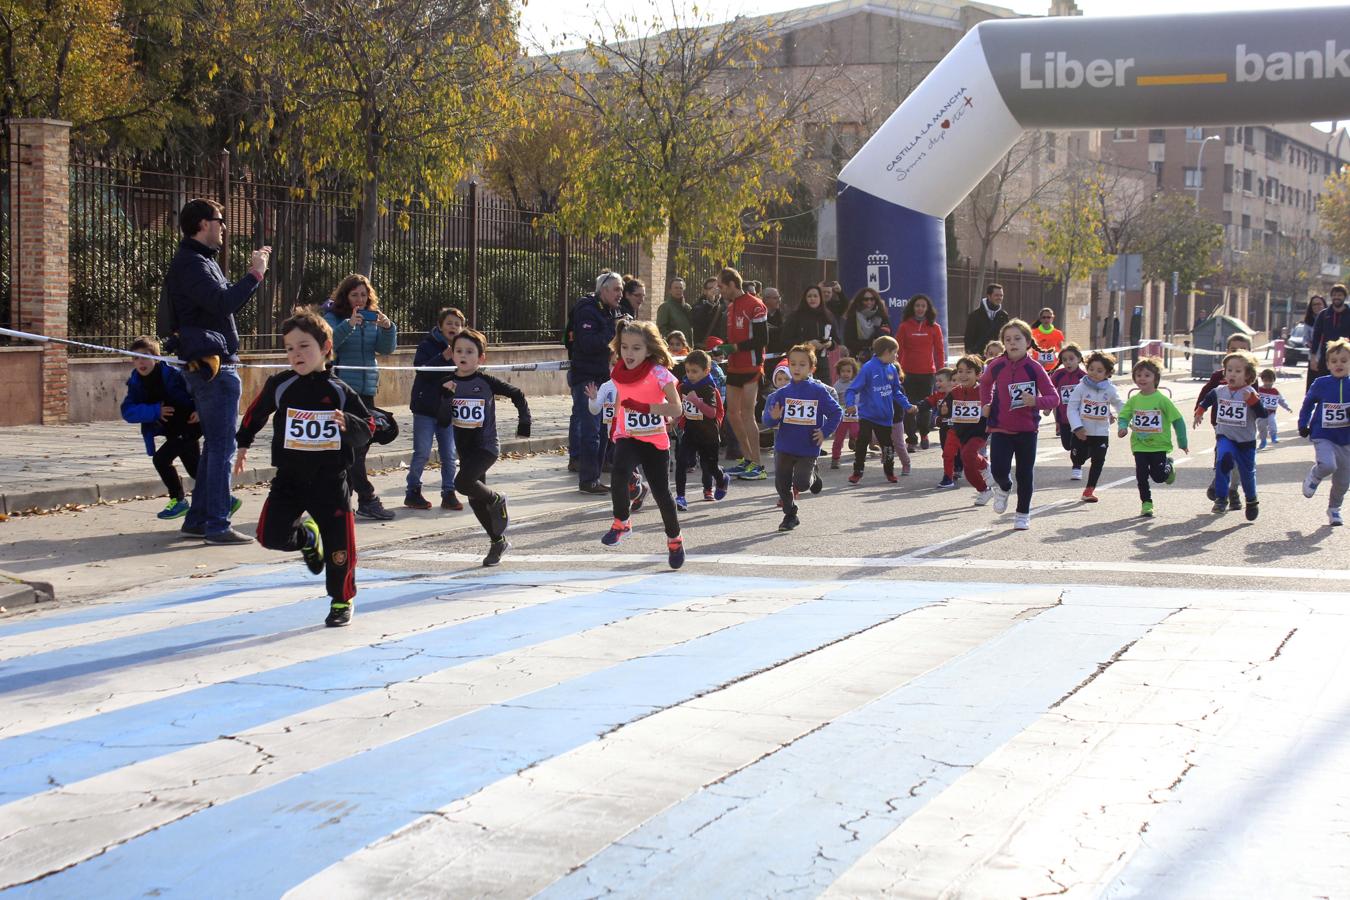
[
  {"xmin": 1322, "ymin": 402, "xmax": 1350, "ymax": 428},
  {"xmin": 951, "ymin": 400, "xmax": 982, "ymax": 424},
  {"xmin": 623, "ymin": 409, "xmax": 666, "ymax": 437},
  {"xmin": 1039, "ymin": 349, "xmax": 1057, "ymax": 366},
  {"xmin": 842, "ymin": 407, "xmax": 859, "ymax": 422},
  {"xmin": 602, "ymin": 402, "xmax": 615, "ymax": 425},
  {"xmin": 682, "ymin": 398, "xmax": 703, "ymax": 421},
  {"xmin": 783, "ymin": 398, "xmax": 818, "ymax": 426},
  {"xmin": 1008, "ymin": 381, "xmax": 1036, "ymax": 409},
  {"xmin": 1260, "ymin": 393, "xmax": 1280, "ymax": 410},
  {"xmin": 1082, "ymin": 400, "xmax": 1110, "ymax": 421},
  {"xmin": 452, "ymin": 397, "xmax": 486, "ymax": 428},
  {"xmin": 1215, "ymin": 398, "xmax": 1246, "ymax": 426},
  {"xmin": 1059, "ymin": 385, "xmax": 1074, "ymax": 404},
  {"xmin": 283, "ymin": 408, "xmax": 340, "ymax": 451},
  {"xmin": 1131, "ymin": 409, "xmax": 1163, "ymax": 434}
]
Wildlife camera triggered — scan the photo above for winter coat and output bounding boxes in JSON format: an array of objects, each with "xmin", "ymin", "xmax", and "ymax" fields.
[
  {"xmin": 121, "ymin": 362, "xmax": 199, "ymax": 455},
  {"xmin": 410, "ymin": 326, "xmax": 455, "ymax": 417},
  {"xmin": 323, "ymin": 301, "xmax": 398, "ymax": 398},
  {"xmin": 161, "ymin": 238, "xmax": 261, "ymax": 363}
]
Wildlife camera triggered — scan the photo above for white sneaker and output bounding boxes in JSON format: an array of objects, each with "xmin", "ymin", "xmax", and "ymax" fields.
[
  {"xmin": 1303, "ymin": 469, "xmax": 1321, "ymax": 499},
  {"xmin": 992, "ymin": 485, "xmax": 1010, "ymax": 514},
  {"xmin": 974, "ymin": 488, "xmax": 994, "ymax": 506},
  {"xmin": 1070, "ymin": 467, "xmax": 1083, "ymax": 481},
  {"xmin": 1013, "ymin": 513, "xmax": 1030, "ymax": 530},
  {"xmin": 1330, "ymin": 508, "xmax": 1343, "ymax": 527}
]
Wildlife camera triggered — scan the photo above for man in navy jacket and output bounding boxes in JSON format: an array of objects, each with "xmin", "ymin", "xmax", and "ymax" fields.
[
  {"xmin": 160, "ymin": 198, "xmax": 270, "ymax": 544},
  {"xmin": 1311, "ymin": 284, "xmax": 1350, "ymax": 378},
  {"xmin": 566, "ymin": 272, "xmax": 630, "ymax": 493}
]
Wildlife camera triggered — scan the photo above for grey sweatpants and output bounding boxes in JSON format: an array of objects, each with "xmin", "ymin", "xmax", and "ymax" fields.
[{"xmin": 1311, "ymin": 439, "xmax": 1350, "ymax": 509}]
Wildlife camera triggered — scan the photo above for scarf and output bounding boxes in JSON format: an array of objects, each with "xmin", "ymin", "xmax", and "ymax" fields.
[{"xmin": 611, "ymin": 358, "xmax": 654, "ymax": 385}]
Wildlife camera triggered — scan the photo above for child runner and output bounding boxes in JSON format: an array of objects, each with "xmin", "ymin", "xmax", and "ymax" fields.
[
  {"xmin": 1193, "ymin": 350, "xmax": 1266, "ymax": 520},
  {"xmin": 944, "ymin": 354, "xmax": 991, "ymax": 503},
  {"xmin": 763, "ymin": 344, "xmax": 843, "ymax": 531},
  {"xmin": 1255, "ymin": 368, "xmax": 1293, "ymax": 449},
  {"xmin": 845, "ymin": 336, "xmax": 910, "ymax": 484},
  {"xmin": 888, "ymin": 388, "xmax": 916, "ymax": 476},
  {"xmin": 235, "ymin": 309, "xmax": 373, "ymax": 627},
  {"xmin": 924, "ymin": 368, "xmax": 957, "ymax": 487},
  {"xmin": 443, "ymin": 328, "xmax": 532, "ymax": 566},
  {"xmin": 1299, "ymin": 337, "xmax": 1350, "ymax": 526},
  {"xmin": 405, "ymin": 307, "xmax": 463, "ymax": 511},
  {"xmin": 1066, "ymin": 350, "xmax": 1123, "ymax": 502},
  {"xmin": 979, "ymin": 319, "xmax": 1059, "ymax": 530},
  {"xmin": 1031, "ymin": 307, "xmax": 1066, "ymax": 371},
  {"xmin": 600, "ymin": 320, "xmax": 687, "ymax": 568},
  {"xmin": 1049, "ymin": 344, "xmax": 1086, "ymax": 479},
  {"xmin": 1195, "ymin": 332, "xmax": 1254, "ymax": 507},
  {"xmin": 121, "ymin": 336, "xmax": 204, "ymax": 520},
  {"xmin": 982, "ymin": 340, "xmax": 1005, "ymax": 362},
  {"xmin": 1116, "ymin": 357, "xmax": 1186, "ymax": 517},
  {"xmin": 830, "ymin": 357, "xmax": 860, "ymax": 469},
  {"xmin": 675, "ymin": 349, "xmax": 730, "ymax": 509}
]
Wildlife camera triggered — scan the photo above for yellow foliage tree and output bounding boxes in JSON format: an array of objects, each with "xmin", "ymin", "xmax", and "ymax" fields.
[
  {"xmin": 1322, "ymin": 167, "xmax": 1350, "ymax": 260},
  {"xmin": 1027, "ymin": 169, "xmax": 1113, "ymax": 303}
]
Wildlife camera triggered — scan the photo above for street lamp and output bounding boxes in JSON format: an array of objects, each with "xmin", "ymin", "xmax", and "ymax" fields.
[{"xmin": 1192, "ymin": 133, "xmax": 1222, "ymax": 205}]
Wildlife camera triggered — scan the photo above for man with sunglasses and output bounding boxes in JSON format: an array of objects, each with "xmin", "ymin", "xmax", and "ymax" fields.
[{"xmin": 160, "ymin": 198, "xmax": 271, "ymax": 544}]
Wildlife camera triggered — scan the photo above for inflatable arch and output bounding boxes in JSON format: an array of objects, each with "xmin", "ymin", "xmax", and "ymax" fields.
[{"xmin": 836, "ymin": 6, "xmax": 1350, "ymax": 348}]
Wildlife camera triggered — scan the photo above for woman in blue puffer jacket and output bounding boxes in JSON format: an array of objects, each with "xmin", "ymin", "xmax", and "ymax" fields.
[{"xmin": 322, "ymin": 273, "xmax": 399, "ymax": 520}]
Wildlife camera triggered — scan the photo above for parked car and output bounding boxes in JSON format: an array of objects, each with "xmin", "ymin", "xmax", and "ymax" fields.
[{"xmin": 1284, "ymin": 322, "xmax": 1312, "ymax": 365}]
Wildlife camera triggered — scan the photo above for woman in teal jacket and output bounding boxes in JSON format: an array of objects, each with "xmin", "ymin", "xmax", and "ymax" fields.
[{"xmin": 322, "ymin": 273, "xmax": 399, "ymax": 519}]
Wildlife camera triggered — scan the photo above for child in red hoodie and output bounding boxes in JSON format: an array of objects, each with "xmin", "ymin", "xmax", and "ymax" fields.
[{"xmin": 941, "ymin": 355, "xmax": 990, "ymax": 503}]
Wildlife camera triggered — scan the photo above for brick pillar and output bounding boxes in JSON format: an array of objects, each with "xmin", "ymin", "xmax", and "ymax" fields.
[
  {"xmin": 637, "ymin": 223, "xmax": 670, "ymax": 323},
  {"xmin": 9, "ymin": 119, "xmax": 71, "ymax": 424}
]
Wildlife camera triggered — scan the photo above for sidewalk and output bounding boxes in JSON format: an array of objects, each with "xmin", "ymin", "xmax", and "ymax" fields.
[{"xmin": 0, "ymin": 394, "xmax": 573, "ymax": 515}]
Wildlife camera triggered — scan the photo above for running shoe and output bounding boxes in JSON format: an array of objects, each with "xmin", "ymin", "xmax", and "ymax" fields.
[
  {"xmin": 356, "ymin": 498, "xmax": 395, "ymax": 521},
  {"xmin": 631, "ymin": 481, "xmax": 649, "ymax": 511},
  {"xmin": 1165, "ymin": 458, "xmax": 1177, "ymax": 485},
  {"xmin": 1070, "ymin": 467, "xmax": 1083, "ymax": 481},
  {"xmin": 992, "ymin": 485, "xmax": 1010, "ymax": 514},
  {"xmin": 488, "ymin": 493, "xmax": 509, "ymax": 536},
  {"xmin": 1211, "ymin": 498, "xmax": 1228, "ymax": 514},
  {"xmin": 579, "ymin": 481, "xmax": 608, "ymax": 495},
  {"xmin": 848, "ymin": 472, "xmax": 862, "ymax": 485},
  {"xmin": 778, "ymin": 509, "xmax": 800, "ymax": 531},
  {"xmin": 886, "ymin": 472, "xmax": 898, "ymax": 484},
  {"xmin": 1258, "ymin": 438, "xmax": 1267, "ymax": 450},
  {"xmin": 1304, "ymin": 469, "xmax": 1321, "ymax": 498},
  {"xmin": 936, "ymin": 476, "xmax": 957, "ymax": 489},
  {"xmin": 830, "ymin": 459, "xmax": 840, "ymax": 469},
  {"xmin": 714, "ymin": 472, "xmax": 731, "ymax": 501},
  {"xmin": 703, "ymin": 489, "xmax": 715, "ymax": 502},
  {"xmin": 726, "ymin": 458, "xmax": 750, "ymax": 475},
  {"xmin": 810, "ymin": 469, "xmax": 823, "ymax": 494},
  {"xmin": 1081, "ymin": 487, "xmax": 1098, "ymax": 503},
  {"xmin": 181, "ymin": 523, "xmax": 206, "ymax": 538},
  {"xmin": 1141, "ymin": 501, "xmax": 1154, "ymax": 518},
  {"xmin": 906, "ymin": 443, "xmax": 918, "ymax": 454},
  {"xmin": 1271, "ymin": 437, "xmax": 1280, "ymax": 444},
  {"xmin": 601, "ymin": 519, "xmax": 631, "ymax": 546},
  {"xmin": 920, "ymin": 435, "xmax": 930, "ymax": 450},
  {"xmin": 1245, "ymin": 500, "xmax": 1260, "ymax": 522},
  {"xmin": 404, "ymin": 489, "xmax": 432, "ymax": 510},
  {"xmin": 325, "ymin": 601, "xmax": 352, "ymax": 627},
  {"xmin": 228, "ymin": 495, "xmax": 243, "ymax": 517},
  {"xmin": 1012, "ymin": 513, "xmax": 1030, "ymax": 530},
  {"xmin": 667, "ymin": 537, "xmax": 685, "ymax": 569},
  {"xmin": 901, "ymin": 465, "xmax": 911, "ymax": 476},
  {"xmin": 1228, "ymin": 492, "xmax": 1242, "ymax": 511},
  {"xmin": 157, "ymin": 498, "xmax": 190, "ymax": 520},
  {"xmin": 1206, "ymin": 482, "xmax": 1217, "ymax": 502},
  {"xmin": 1329, "ymin": 507, "xmax": 1343, "ymax": 527},
  {"xmin": 973, "ymin": 488, "xmax": 994, "ymax": 506},
  {"xmin": 738, "ymin": 464, "xmax": 767, "ymax": 481},
  {"xmin": 483, "ymin": 538, "xmax": 510, "ymax": 567},
  {"xmin": 300, "ymin": 517, "xmax": 324, "ymax": 574},
  {"xmin": 675, "ymin": 495, "xmax": 688, "ymax": 512}
]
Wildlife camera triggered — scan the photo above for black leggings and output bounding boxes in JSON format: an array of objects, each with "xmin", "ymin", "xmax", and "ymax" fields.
[
  {"xmin": 903, "ymin": 373, "xmax": 935, "ymax": 444},
  {"xmin": 612, "ymin": 438, "xmax": 680, "ymax": 538},
  {"xmin": 990, "ymin": 431, "xmax": 1037, "ymax": 514},
  {"xmin": 853, "ymin": 419, "xmax": 895, "ymax": 476},
  {"xmin": 1134, "ymin": 451, "xmax": 1172, "ymax": 502},
  {"xmin": 454, "ymin": 447, "xmax": 502, "ymax": 539},
  {"xmin": 676, "ymin": 430, "xmax": 723, "ymax": 496},
  {"xmin": 349, "ymin": 393, "xmax": 378, "ymax": 503},
  {"xmin": 1071, "ymin": 435, "xmax": 1109, "ymax": 488},
  {"xmin": 775, "ymin": 452, "xmax": 815, "ymax": 511},
  {"xmin": 154, "ymin": 433, "xmax": 200, "ymax": 500}
]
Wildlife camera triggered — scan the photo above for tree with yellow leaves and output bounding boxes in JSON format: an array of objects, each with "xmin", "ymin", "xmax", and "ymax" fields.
[
  {"xmin": 1027, "ymin": 168, "xmax": 1113, "ymax": 305},
  {"xmin": 1323, "ymin": 166, "xmax": 1350, "ymax": 260}
]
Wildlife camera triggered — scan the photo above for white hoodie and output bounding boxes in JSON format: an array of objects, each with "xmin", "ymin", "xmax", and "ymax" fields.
[{"xmin": 1066, "ymin": 376, "xmax": 1123, "ymax": 438}]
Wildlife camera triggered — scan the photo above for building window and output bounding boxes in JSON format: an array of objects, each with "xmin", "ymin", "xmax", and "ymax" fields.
[
  {"xmin": 1184, "ymin": 167, "xmax": 1204, "ymax": 189},
  {"xmin": 1149, "ymin": 160, "xmax": 1163, "ymax": 187},
  {"xmin": 1149, "ymin": 129, "xmax": 1166, "ymax": 144},
  {"xmin": 1112, "ymin": 128, "xmax": 1136, "ymax": 141},
  {"xmin": 1045, "ymin": 132, "xmax": 1056, "ymax": 163},
  {"xmin": 1243, "ymin": 169, "xmax": 1254, "ymax": 193},
  {"xmin": 1185, "ymin": 127, "xmax": 1205, "ymax": 142}
]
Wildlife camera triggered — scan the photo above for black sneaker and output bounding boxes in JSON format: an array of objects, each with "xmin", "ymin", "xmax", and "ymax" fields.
[
  {"xmin": 203, "ymin": 528, "xmax": 253, "ymax": 545},
  {"xmin": 809, "ymin": 468, "xmax": 823, "ymax": 495},
  {"xmin": 483, "ymin": 538, "xmax": 510, "ymax": 567},
  {"xmin": 579, "ymin": 481, "xmax": 609, "ymax": 495},
  {"xmin": 488, "ymin": 493, "xmax": 509, "ymax": 537},
  {"xmin": 181, "ymin": 524, "xmax": 206, "ymax": 538},
  {"xmin": 325, "ymin": 601, "xmax": 352, "ymax": 627},
  {"xmin": 1245, "ymin": 500, "xmax": 1260, "ymax": 521},
  {"xmin": 1206, "ymin": 482, "xmax": 1217, "ymax": 502},
  {"xmin": 300, "ymin": 518, "xmax": 324, "ymax": 574},
  {"xmin": 356, "ymin": 499, "xmax": 396, "ymax": 521},
  {"xmin": 1228, "ymin": 492, "xmax": 1242, "ymax": 511},
  {"xmin": 778, "ymin": 509, "xmax": 800, "ymax": 531}
]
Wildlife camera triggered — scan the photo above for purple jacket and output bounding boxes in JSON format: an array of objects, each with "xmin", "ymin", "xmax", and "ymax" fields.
[{"xmin": 978, "ymin": 353, "xmax": 1059, "ymax": 433}]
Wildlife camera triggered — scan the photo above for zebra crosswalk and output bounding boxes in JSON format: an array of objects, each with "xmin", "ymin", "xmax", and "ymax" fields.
[{"xmin": 1, "ymin": 564, "xmax": 1346, "ymax": 897}]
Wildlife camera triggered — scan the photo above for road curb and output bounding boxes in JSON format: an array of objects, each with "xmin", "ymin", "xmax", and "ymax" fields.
[
  {"xmin": 0, "ymin": 569, "xmax": 55, "ymax": 608},
  {"xmin": 0, "ymin": 435, "xmax": 568, "ymax": 514}
]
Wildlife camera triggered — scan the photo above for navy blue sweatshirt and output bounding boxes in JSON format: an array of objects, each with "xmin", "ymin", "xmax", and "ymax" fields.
[
  {"xmin": 763, "ymin": 378, "xmax": 843, "ymax": 457},
  {"xmin": 442, "ymin": 371, "xmax": 532, "ymax": 457}
]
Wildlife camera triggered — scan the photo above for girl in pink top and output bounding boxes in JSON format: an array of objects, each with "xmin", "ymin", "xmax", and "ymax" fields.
[
  {"xmin": 600, "ymin": 321, "xmax": 687, "ymax": 567},
  {"xmin": 978, "ymin": 319, "xmax": 1060, "ymax": 530},
  {"xmin": 896, "ymin": 294, "xmax": 946, "ymax": 451}
]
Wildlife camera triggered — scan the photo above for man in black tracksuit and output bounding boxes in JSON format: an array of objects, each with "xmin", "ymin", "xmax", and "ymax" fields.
[{"xmin": 236, "ymin": 320, "xmax": 373, "ymax": 627}]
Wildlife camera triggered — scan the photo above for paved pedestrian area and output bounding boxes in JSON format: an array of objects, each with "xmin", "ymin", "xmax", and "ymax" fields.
[{"xmin": 1, "ymin": 563, "xmax": 1346, "ymax": 897}]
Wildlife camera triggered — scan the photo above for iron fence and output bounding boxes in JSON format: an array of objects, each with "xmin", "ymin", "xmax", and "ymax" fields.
[
  {"xmin": 67, "ymin": 153, "xmax": 638, "ymax": 354},
  {"xmin": 1, "ymin": 128, "xmax": 14, "ymax": 342}
]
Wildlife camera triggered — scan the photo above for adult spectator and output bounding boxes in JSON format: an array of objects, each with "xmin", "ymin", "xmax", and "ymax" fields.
[
  {"xmin": 1302, "ymin": 294, "xmax": 1327, "ymax": 388},
  {"xmin": 1311, "ymin": 284, "xmax": 1350, "ymax": 381},
  {"xmin": 657, "ymin": 278, "xmax": 693, "ymax": 339},
  {"xmin": 567, "ymin": 272, "xmax": 629, "ymax": 493},
  {"xmin": 782, "ymin": 284, "xmax": 838, "ymax": 381},
  {"xmin": 323, "ymin": 273, "xmax": 398, "ymax": 520},
  {"xmin": 161, "ymin": 198, "xmax": 269, "ymax": 544},
  {"xmin": 823, "ymin": 280, "xmax": 847, "ymax": 320},
  {"xmin": 897, "ymin": 293, "xmax": 945, "ymax": 450},
  {"xmin": 691, "ymin": 277, "xmax": 726, "ymax": 349},
  {"xmin": 720, "ymin": 267, "xmax": 769, "ymax": 479},
  {"xmin": 762, "ymin": 286, "xmax": 786, "ymax": 355},
  {"xmin": 620, "ymin": 275, "xmax": 646, "ymax": 319},
  {"xmin": 842, "ymin": 286, "xmax": 891, "ymax": 361},
  {"xmin": 964, "ymin": 283, "xmax": 1010, "ymax": 357}
]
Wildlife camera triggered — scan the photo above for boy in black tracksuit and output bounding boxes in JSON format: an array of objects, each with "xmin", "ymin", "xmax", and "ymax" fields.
[{"xmin": 236, "ymin": 310, "xmax": 373, "ymax": 627}]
